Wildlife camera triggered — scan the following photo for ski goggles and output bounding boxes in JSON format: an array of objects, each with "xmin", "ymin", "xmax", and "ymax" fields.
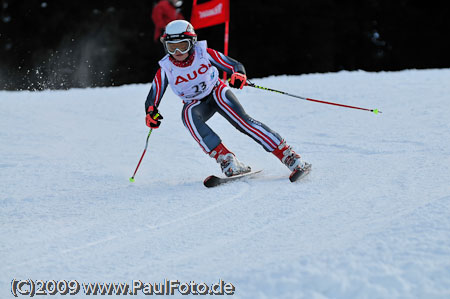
[{"xmin": 165, "ymin": 39, "xmax": 192, "ymax": 55}]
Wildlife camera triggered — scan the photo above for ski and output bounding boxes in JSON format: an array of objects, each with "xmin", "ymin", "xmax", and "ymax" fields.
[
  {"xmin": 289, "ymin": 163, "xmax": 312, "ymax": 182},
  {"xmin": 203, "ymin": 170, "xmax": 262, "ymax": 188}
]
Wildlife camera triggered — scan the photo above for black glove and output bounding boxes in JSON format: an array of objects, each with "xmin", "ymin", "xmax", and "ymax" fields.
[{"xmin": 146, "ymin": 105, "xmax": 163, "ymax": 128}]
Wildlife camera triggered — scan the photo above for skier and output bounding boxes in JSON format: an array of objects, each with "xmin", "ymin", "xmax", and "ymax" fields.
[{"xmin": 145, "ymin": 20, "xmax": 310, "ymax": 181}]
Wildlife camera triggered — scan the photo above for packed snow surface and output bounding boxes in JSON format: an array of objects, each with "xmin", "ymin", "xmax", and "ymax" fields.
[{"xmin": 1, "ymin": 69, "xmax": 450, "ymax": 298}]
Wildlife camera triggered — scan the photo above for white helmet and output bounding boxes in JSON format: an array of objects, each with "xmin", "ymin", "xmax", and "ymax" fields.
[{"xmin": 161, "ymin": 20, "xmax": 197, "ymax": 55}]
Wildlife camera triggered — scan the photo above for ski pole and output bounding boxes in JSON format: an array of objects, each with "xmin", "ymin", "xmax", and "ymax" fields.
[
  {"xmin": 246, "ymin": 80, "xmax": 382, "ymax": 115},
  {"xmin": 129, "ymin": 113, "xmax": 160, "ymax": 182}
]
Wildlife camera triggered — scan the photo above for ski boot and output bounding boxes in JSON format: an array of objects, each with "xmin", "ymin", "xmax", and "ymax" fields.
[
  {"xmin": 273, "ymin": 140, "xmax": 311, "ymax": 182},
  {"xmin": 210, "ymin": 143, "xmax": 251, "ymax": 177}
]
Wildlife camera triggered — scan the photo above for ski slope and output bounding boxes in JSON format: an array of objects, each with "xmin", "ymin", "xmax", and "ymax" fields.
[{"xmin": 1, "ymin": 69, "xmax": 450, "ymax": 298}]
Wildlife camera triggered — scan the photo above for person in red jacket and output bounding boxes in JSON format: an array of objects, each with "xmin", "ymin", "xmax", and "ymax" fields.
[{"xmin": 151, "ymin": 0, "xmax": 184, "ymax": 43}]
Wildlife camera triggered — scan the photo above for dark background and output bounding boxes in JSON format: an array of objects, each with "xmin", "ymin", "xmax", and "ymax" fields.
[{"xmin": 1, "ymin": 0, "xmax": 449, "ymax": 90}]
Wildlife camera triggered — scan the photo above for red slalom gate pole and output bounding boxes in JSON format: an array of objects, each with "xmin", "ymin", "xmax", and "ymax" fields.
[
  {"xmin": 246, "ymin": 81, "xmax": 382, "ymax": 115},
  {"xmin": 223, "ymin": 20, "xmax": 229, "ymax": 81}
]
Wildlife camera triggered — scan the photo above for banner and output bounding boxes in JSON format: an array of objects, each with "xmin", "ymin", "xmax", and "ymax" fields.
[{"xmin": 191, "ymin": 0, "xmax": 230, "ymax": 29}]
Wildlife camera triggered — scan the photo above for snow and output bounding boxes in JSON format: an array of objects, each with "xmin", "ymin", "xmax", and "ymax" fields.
[{"xmin": 1, "ymin": 69, "xmax": 450, "ymax": 298}]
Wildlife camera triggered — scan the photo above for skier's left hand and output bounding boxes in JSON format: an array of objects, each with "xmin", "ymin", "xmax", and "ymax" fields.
[{"xmin": 230, "ymin": 73, "xmax": 247, "ymax": 89}]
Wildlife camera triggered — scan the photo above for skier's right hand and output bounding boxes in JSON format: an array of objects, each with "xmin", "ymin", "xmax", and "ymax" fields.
[{"xmin": 146, "ymin": 105, "xmax": 163, "ymax": 128}]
